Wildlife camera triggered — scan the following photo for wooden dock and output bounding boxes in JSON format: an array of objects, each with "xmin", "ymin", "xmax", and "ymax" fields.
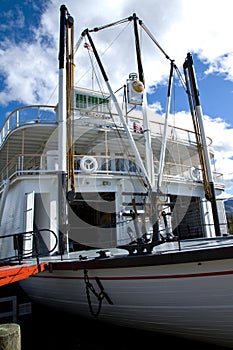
[{"xmin": 0, "ymin": 262, "xmax": 48, "ymax": 287}]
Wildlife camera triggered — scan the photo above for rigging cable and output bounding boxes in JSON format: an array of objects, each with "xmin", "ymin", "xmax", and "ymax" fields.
[{"xmin": 75, "ymin": 21, "xmax": 131, "ymax": 87}]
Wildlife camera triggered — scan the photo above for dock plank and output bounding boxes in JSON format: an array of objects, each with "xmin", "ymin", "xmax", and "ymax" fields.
[{"xmin": 0, "ymin": 262, "xmax": 48, "ymax": 286}]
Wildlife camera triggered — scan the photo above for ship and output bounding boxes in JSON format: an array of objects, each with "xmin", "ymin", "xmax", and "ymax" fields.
[{"xmin": 1, "ymin": 5, "xmax": 233, "ymax": 348}]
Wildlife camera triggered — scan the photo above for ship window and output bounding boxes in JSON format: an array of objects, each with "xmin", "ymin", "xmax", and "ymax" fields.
[
  {"xmin": 76, "ymin": 94, "xmax": 86, "ymax": 109},
  {"xmin": 76, "ymin": 93, "xmax": 109, "ymax": 112}
]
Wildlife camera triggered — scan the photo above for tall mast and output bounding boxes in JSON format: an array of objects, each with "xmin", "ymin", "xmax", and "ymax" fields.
[
  {"xmin": 133, "ymin": 14, "xmax": 155, "ymax": 188},
  {"xmin": 66, "ymin": 9, "xmax": 75, "ymax": 197},
  {"xmin": 58, "ymin": 5, "xmax": 74, "ymax": 255},
  {"xmin": 58, "ymin": 4, "xmax": 67, "ymax": 174},
  {"xmin": 183, "ymin": 53, "xmax": 221, "ymax": 236}
]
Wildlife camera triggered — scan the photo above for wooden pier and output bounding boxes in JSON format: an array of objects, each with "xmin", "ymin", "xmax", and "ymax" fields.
[{"xmin": 0, "ymin": 262, "xmax": 48, "ymax": 287}]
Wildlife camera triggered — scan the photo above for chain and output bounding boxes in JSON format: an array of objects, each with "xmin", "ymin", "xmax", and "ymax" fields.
[{"xmin": 84, "ymin": 269, "xmax": 113, "ymax": 317}]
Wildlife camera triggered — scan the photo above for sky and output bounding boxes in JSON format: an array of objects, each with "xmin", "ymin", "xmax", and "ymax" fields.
[{"xmin": 0, "ymin": 0, "xmax": 233, "ymax": 196}]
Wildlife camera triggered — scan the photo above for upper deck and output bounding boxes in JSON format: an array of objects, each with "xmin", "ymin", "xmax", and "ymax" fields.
[{"xmin": 0, "ymin": 102, "xmax": 224, "ymax": 193}]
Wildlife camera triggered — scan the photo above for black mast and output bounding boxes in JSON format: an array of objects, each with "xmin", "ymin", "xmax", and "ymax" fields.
[
  {"xmin": 58, "ymin": 5, "xmax": 74, "ymax": 256},
  {"xmin": 183, "ymin": 53, "xmax": 221, "ymax": 237},
  {"xmin": 132, "ymin": 13, "xmax": 144, "ymax": 84}
]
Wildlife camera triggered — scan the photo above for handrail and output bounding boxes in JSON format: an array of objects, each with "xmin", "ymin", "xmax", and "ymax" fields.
[
  {"xmin": 0, "ymin": 105, "xmax": 220, "ymax": 190},
  {"xmin": 0, "ymin": 105, "xmax": 57, "ymax": 147},
  {"xmin": 0, "ymin": 152, "xmax": 225, "ymax": 194},
  {"xmin": 0, "ymin": 104, "xmax": 213, "ymax": 149},
  {"xmin": 0, "ymin": 228, "xmax": 58, "ymax": 267}
]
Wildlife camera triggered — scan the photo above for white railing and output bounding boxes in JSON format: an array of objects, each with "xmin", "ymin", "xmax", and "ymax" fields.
[
  {"xmin": 0, "ymin": 105, "xmax": 57, "ymax": 147},
  {"xmin": 0, "ymin": 151, "xmax": 224, "ymax": 193},
  {"xmin": 0, "ymin": 105, "xmax": 223, "ymax": 190}
]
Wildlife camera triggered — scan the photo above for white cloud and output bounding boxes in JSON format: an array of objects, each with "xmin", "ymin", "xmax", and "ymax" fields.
[
  {"xmin": 1, "ymin": 0, "xmax": 233, "ymax": 103},
  {"xmin": 0, "ymin": 0, "xmax": 233, "ymax": 193},
  {"xmin": 0, "ymin": 43, "xmax": 57, "ymax": 105},
  {"xmin": 203, "ymin": 116, "xmax": 233, "ymax": 194},
  {"xmin": 148, "ymin": 101, "xmax": 163, "ymax": 113},
  {"xmin": 166, "ymin": 110, "xmax": 233, "ymax": 194}
]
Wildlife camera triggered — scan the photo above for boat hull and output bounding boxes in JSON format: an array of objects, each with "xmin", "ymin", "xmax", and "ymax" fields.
[{"xmin": 20, "ymin": 248, "xmax": 233, "ymax": 348}]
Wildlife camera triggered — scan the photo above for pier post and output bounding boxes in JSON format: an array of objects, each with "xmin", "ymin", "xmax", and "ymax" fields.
[{"xmin": 0, "ymin": 324, "xmax": 20, "ymax": 350}]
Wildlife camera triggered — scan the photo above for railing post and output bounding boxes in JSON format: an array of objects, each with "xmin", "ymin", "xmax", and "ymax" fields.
[
  {"xmin": 16, "ymin": 110, "xmax": 19, "ymax": 127},
  {"xmin": 34, "ymin": 228, "xmax": 41, "ymax": 271}
]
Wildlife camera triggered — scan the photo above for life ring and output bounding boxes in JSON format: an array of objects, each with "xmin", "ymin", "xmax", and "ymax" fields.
[
  {"xmin": 80, "ymin": 156, "xmax": 98, "ymax": 173},
  {"xmin": 190, "ymin": 166, "xmax": 201, "ymax": 181}
]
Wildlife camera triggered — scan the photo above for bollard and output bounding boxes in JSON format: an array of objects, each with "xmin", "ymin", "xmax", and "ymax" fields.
[{"xmin": 0, "ymin": 323, "xmax": 20, "ymax": 350}]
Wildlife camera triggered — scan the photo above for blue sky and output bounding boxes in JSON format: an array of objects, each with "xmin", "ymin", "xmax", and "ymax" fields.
[{"xmin": 0, "ymin": 0, "xmax": 233, "ymax": 195}]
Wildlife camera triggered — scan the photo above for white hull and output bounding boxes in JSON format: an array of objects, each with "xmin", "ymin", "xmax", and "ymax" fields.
[{"xmin": 20, "ymin": 240, "xmax": 233, "ymax": 348}]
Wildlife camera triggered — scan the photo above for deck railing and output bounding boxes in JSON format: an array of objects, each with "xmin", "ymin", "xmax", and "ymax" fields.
[
  {"xmin": 0, "ymin": 229, "xmax": 57, "ymax": 266},
  {"xmin": 0, "ymin": 105, "xmax": 57, "ymax": 147},
  {"xmin": 0, "ymin": 152, "xmax": 224, "ymax": 193},
  {"xmin": 0, "ymin": 105, "xmax": 224, "ymax": 190},
  {"xmin": 0, "ymin": 105, "xmax": 212, "ymax": 149}
]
